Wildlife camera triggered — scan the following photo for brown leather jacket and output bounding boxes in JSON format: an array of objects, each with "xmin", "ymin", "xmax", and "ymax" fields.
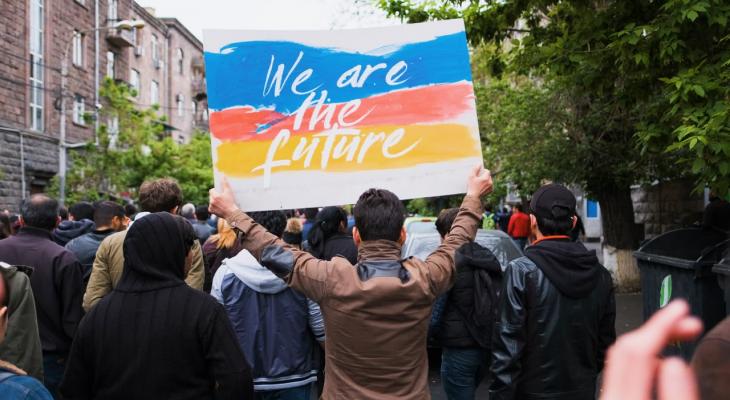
[{"xmin": 228, "ymin": 195, "xmax": 482, "ymax": 400}]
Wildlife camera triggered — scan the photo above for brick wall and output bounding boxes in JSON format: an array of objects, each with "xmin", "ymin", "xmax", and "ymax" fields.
[{"xmin": 632, "ymin": 180, "xmax": 705, "ymax": 239}]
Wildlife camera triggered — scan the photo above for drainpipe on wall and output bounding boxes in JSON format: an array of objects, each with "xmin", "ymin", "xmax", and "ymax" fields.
[
  {"xmin": 94, "ymin": 0, "xmax": 100, "ymax": 145},
  {"xmin": 20, "ymin": 131, "xmax": 26, "ymax": 200}
]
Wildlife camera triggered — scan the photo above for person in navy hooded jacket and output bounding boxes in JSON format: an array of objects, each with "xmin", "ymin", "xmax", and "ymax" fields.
[{"xmin": 212, "ymin": 210, "xmax": 325, "ymax": 400}]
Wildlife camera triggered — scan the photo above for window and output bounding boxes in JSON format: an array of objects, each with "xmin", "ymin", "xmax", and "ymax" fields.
[
  {"xmin": 73, "ymin": 94, "xmax": 85, "ymax": 125},
  {"xmin": 150, "ymin": 80, "xmax": 159, "ymax": 105},
  {"xmin": 106, "ymin": 51, "xmax": 115, "ymax": 78},
  {"xmin": 151, "ymin": 34, "xmax": 158, "ymax": 61},
  {"xmin": 108, "ymin": 116, "xmax": 119, "ymax": 148},
  {"xmin": 29, "ymin": 0, "xmax": 44, "ymax": 131},
  {"xmin": 191, "ymin": 101, "xmax": 197, "ymax": 117},
  {"xmin": 176, "ymin": 48, "xmax": 184, "ymax": 75},
  {"xmin": 586, "ymin": 200, "xmax": 599, "ymax": 219},
  {"xmin": 130, "ymin": 69, "xmax": 140, "ymax": 95},
  {"xmin": 176, "ymin": 94, "xmax": 184, "ymax": 116},
  {"xmin": 72, "ymin": 30, "xmax": 84, "ymax": 67},
  {"xmin": 107, "ymin": 0, "xmax": 118, "ymax": 22}
]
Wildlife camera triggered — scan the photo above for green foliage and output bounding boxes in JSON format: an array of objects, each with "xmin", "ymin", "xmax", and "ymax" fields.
[
  {"xmin": 51, "ymin": 79, "xmax": 213, "ymax": 205},
  {"xmin": 381, "ymin": 0, "xmax": 730, "ymax": 199}
]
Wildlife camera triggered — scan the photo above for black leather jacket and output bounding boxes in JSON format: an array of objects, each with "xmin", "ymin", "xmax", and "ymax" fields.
[{"xmin": 489, "ymin": 254, "xmax": 615, "ymax": 400}]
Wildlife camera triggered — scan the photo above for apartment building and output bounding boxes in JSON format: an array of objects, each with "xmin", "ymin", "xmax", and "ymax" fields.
[{"xmin": 0, "ymin": 0, "xmax": 207, "ymax": 210}]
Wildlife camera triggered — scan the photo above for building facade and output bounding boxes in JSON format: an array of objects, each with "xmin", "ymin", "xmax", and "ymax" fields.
[{"xmin": 0, "ymin": 0, "xmax": 207, "ymax": 211}]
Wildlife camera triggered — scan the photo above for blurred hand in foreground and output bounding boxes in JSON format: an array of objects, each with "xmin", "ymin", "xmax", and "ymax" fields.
[{"xmin": 600, "ymin": 299, "xmax": 703, "ymax": 400}]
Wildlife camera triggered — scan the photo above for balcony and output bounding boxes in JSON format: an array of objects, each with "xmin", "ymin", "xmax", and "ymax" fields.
[
  {"xmin": 194, "ymin": 118, "xmax": 209, "ymax": 132},
  {"xmin": 192, "ymin": 78, "xmax": 206, "ymax": 95},
  {"xmin": 191, "ymin": 56, "xmax": 205, "ymax": 72},
  {"xmin": 106, "ymin": 28, "xmax": 135, "ymax": 48}
]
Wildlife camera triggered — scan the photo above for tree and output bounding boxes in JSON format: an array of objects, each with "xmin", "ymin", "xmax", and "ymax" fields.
[
  {"xmin": 379, "ymin": 0, "xmax": 724, "ymax": 288},
  {"xmin": 52, "ymin": 79, "xmax": 213, "ymax": 206}
]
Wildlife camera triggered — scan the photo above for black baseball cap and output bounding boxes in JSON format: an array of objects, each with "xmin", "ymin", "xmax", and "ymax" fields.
[{"xmin": 529, "ymin": 184, "xmax": 576, "ymax": 219}]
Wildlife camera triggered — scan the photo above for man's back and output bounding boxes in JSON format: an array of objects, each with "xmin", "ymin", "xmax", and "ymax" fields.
[
  {"xmin": 228, "ymin": 195, "xmax": 484, "ymax": 399},
  {"xmin": 0, "ymin": 228, "xmax": 83, "ymax": 353},
  {"xmin": 66, "ymin": 230, "xmax": 115, "ymax": 282},
  {"xmin": 212, "ymin": 251, "xmax": 323, "ymax": 392},
  {"xmin": 490, "ymin": 239, "xmax": 615, "ymax": 400}
]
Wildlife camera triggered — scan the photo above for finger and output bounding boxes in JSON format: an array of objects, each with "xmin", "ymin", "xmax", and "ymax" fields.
[
  {"xmin": 658, "ymin": 358, "xmax": 699, "ymax": 400},
  {"xmin": 221, "ymin": 177, "xmax": 234, "ymax": 193},
  {"xmin": 634, "ymin": 300, "xmax": 692, "ymax": 354},
  {"xmin": 670, "ymin": 317, "xmax": 704, "ymax": 341},
  {"xmin": 470, "ymin": 163, "xmax": 482, "ymax": 178}
]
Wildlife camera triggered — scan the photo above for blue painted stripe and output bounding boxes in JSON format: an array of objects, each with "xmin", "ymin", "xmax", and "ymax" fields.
[{"xmin": 205, "ymin": 32, "xmax": 472, "ymax": 112}]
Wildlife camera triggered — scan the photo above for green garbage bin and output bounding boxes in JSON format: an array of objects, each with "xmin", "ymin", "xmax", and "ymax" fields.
[{"xmin": 634, "ymin": 228, "xmax": 728, "ymax": 360}]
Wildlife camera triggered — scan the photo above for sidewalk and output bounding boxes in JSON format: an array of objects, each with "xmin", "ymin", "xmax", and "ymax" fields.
[{"xmin": 428, "ymin": 292, "xmax": 643, "ymax": 399}]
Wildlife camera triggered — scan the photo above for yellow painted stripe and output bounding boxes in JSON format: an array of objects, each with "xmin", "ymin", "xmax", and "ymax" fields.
[{"xmin": 216, "ymin": 123, "xmax": 481, "ymax": 178}]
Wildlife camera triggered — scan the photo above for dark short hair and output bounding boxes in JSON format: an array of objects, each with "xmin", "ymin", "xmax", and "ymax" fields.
[
  {"xmin": 353, "ymin": 189, "xmax": 406, "ymax": 242},
  {"xmin": 535, "ymin": 212, "xmax": 574, "ymax": 236},
  {"xmin": 514, "ymin": 204, "xmax": 524, "ymax": 212},
  {"xmin": 94, "ymin": 201, "xmax": 126, "ymax": 227},
  {"xmin": 195, "ymin": 205, "xmax": 210, "ymax": 222},
  {"xmin": 124, "ymin": 203, "xmax": 137, "ymax": 218},
  {"xmin": 303, "ymin": 208, "xmax": 319, "ymax": 220},
  {"xmin": 69, "ymin": 202, "xmax": 95, "ymax": 221},
  {"xmin": 59, "ymin": 206, "xmax": 69, "ymax": 220},
  {"xmin": 20, "ymin": 194, "xmax": 59, "ymax": 231},
  {"xmin": 435, "ymin": 208, "xmax": 460, "ymax": 238},
  {"xmin": 248, "ymin": 211, "xmax": 287, "ymax": 238},
  {"xmin": 138, "ymin": 178, "xmax": 183, "ymax": 213}
]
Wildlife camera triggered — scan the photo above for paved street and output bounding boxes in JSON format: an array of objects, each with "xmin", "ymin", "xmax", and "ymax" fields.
[{"xmin": 428, "ymin": 292, "xmax": 644, "ymax": 399}]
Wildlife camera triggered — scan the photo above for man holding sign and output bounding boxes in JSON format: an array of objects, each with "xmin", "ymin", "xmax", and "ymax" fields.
[{"xmin": 210, "ymin": 165, "xmax": 492, "ymax": 399}]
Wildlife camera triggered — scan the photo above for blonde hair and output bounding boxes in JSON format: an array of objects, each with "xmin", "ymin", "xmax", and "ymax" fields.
[
  {"xmin": 211, "ymin": 218, "xmax": 237, "ymax": 250},
  {"xmin": 286, "ymin": 218, "xmax": 302, "ymax": 233}
]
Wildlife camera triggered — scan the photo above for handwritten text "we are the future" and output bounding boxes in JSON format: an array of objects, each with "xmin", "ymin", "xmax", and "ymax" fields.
[{"xmin": 252, "ymin": 51, "xmax": 421, "ymax": 186}]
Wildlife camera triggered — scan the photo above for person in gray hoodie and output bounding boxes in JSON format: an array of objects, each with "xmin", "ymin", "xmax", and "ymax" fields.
[{"xmin": 212, "ymin": 210, "xmax": 325, "ymax": 399}]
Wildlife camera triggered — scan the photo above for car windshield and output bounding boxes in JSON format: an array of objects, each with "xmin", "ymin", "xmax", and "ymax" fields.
[
  {"xmin": 403, "ymin": 231, "xmax": 523, "ymax": 269},
  {"xmin": 407, "ymin": 221, "xmax": 437, "ymax": 234}
]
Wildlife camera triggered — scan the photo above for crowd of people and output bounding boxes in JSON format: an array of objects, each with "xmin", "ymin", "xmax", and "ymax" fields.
[{"xmin": 0, "ymin": 165, "xmax": 726, "ymax": 399}]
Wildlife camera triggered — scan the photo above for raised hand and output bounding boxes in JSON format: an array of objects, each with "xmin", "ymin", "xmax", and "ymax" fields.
[{"xmin": 466, "ymin": 164, "xmax": 493, "ymax": 198}]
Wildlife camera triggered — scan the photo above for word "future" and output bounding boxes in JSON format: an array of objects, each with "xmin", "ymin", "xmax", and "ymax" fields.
[{"xmin": 252, "ymin": 51, "xmax": 420, "ymax": 186}]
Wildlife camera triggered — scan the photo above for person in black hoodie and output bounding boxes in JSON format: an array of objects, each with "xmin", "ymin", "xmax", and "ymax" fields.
[
  {"xmin": 59, "ymin": 212, "xmax": 253, "ymax": 400},
  {"xmin": 489, "ymin": 184, "xmax": 616, "ymax": 400},
  {"xmin": 305, "ymin": 206, "xmax": 358, "ymax": 264},
  {"xmin": 52, "ymin": 202, "xmax": 95, "ymax": 246},
  {"xmin": 433, "ymin": 208, "xmax": 503, "ymax": 400}
]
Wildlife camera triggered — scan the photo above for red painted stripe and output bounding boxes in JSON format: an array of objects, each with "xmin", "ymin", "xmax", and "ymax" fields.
[{"xmin": 209, "ymin": 82, "xmax": 475, "ymax": 141}]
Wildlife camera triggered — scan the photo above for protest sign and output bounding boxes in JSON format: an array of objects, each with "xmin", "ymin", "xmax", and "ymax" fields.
[{"xmin": 203, "ymin": 19, "xmax": 483, "ymax": 211}]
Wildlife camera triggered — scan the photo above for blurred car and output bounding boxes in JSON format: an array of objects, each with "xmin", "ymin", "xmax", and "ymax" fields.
[
  {"xmin": 401, "ymin": 229, "xmax": 523, "ymax": 270},
  {"xmin": 404, "ymin": 216, "xmax": 437, "ymax": 234}
]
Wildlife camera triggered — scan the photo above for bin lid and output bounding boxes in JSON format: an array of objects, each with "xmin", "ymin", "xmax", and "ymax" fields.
[{"xmin": 636, "ymin": 228, "xmax": 728, "ymax": 261}]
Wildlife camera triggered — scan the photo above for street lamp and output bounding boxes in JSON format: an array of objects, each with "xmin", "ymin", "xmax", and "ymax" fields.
[{"xmin": 58, "ymin": 19, "xmax": 145, "ymax": 206}]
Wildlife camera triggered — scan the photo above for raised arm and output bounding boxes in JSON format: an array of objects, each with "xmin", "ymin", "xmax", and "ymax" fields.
[
  {"xmin": 209, "ymin": 182, "xmax": 331, "ymax": 302},
  {"xmin": 424, "ymin": 165, "xmax": 492, "ymax": 295}
]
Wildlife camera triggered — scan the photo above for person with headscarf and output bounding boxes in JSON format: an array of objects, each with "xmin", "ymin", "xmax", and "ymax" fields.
[
  {"xmin": 305, "ymin": 206, "xmax": 358, "ymax": 264},
  {"xmin": 59, "ymin": 212, "xmax": 253, "ymax": 400}
]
